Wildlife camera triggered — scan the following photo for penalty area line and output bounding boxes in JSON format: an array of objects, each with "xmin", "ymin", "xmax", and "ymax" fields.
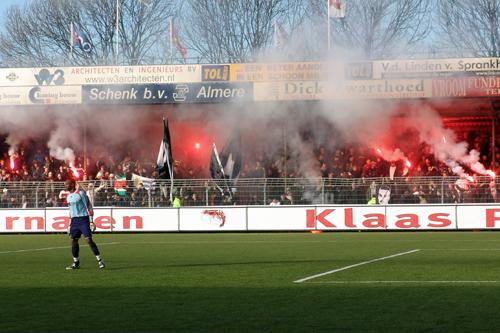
[
  {"xmin": 294, "ymin": 249, "xmax": 420, "ymax": 283},
  {"xmin": 0, "ymin": 242, "xmax": 120, "ymax": 255}
]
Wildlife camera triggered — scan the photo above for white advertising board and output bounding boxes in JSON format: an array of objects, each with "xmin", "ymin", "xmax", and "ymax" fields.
[
  {"xmin": 45, "ymin": 208, "xmax": 113, "ymax": 232},
  {"xmin": 247, "ymin": 206, "xmax": 312, "ymax": 231},
  {"xmin": 2, "ymin": 205, "xmax": 500, "ymax": 233},
  {"xmin": 313, "ymin": 206, "xmax": 387, "ymax": 230},
  {"xmin": 385, "ymin": 205, "xmax": 456, "ymax": 230},
  {"xmin": 0, "ymin": 65, "xmax": 201, "ymax": 87},
  {"xmin": 0, "ymin": 86, "xmax": 82, "ymax": 105},
  {"xmin": 253, "ymin": 79, "xmax": 432, "ymax": 101},
  {"xmin": 456, "ymin": 205, "xmax": 500, "ymax": 229},
  {"xmin": 179, "ymin": 207, "xmax": 246, "ymax": 231},
  {"xmin": 0, "ymin": 209, "xmax": 46, "ymax": 232},
  {"xmin": 111, "ymin": 208, "xmax": 178, "ymax": 232},
  {"xmin": 372, "ymin": 57, "xmax": 500, "ymax": 79}
]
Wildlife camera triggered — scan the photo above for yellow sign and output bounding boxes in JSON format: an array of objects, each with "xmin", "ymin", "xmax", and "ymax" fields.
[{"xmin": 230, "ymin": 62, "xmax": 325, "ymax": 82}]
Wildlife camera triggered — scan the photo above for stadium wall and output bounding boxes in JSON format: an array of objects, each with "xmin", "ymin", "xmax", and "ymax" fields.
[{"xmin": 1, "ymin": 204, "xmax": 500, "ymax": 233}]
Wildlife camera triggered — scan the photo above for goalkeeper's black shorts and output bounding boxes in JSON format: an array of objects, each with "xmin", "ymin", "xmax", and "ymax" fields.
[{"xmin": 69, "ymin": 216, "xmax": 92, "ymax": 240}]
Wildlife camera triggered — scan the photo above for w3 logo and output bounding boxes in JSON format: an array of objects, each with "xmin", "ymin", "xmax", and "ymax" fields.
[{"xmin": 35, "ymin": 68, "xmax": 65, "ymax": 86}]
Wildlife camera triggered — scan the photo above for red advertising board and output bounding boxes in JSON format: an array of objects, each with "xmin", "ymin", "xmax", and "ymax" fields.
[{"xmin": 432, "ymin": 76, "xmax": 500, "ymax": 97}]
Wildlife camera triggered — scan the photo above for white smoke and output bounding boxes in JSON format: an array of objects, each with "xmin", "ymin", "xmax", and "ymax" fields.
[{"xmin": 407, "ymin": 105, "xmax": 492, "ymax": 177}]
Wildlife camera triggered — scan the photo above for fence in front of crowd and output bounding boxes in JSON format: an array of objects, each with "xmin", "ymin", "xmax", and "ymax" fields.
[{"xmin": 0, "ymin": 176, "xmax": 496, "ymax": 208}]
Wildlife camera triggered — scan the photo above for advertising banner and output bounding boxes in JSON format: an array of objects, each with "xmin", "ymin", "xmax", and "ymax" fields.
[
  {"xmin": 45, "ymin": 208, "xmax": 113, "ymax": 232},
  {"xmin": 202, "ymin": 65, "xmax": 230, "ymax": 82},
  {"xmin": 344, "ymin": 62, "xmax": 374, "ymax": 80},
  {"xmin": 254, "ymin": 79, "xmax": 432, "ymax": 101},
  {"xmin": 342, "ymin": 79, "xmax": 431, "ymax": 99},
  {"xmin": 2, "ymin": 204, "xmax": 500, "ymax": 233},
  {"xmin": 111, "ymin": 208, "xmax": 178, "ymax": 232},
  {"xmin": 247, "ymin": 206, "xmax": 313, "ymax": 231},
  {"xmin": 0, "ymin": 65, "xmax": 202, "ymax": 87},
  {"xmin": 0, "ymin": 86, "xmax": 81, "ymax": 105},
  {"xmin": 0, "ymin": 209, "xmax": 46, "ymax": 232},
  {"xmin": 456, "ymin": 205, "xmax": 500, "ymax": 229},
  {"xmin": 230, "ymin": 62, "xmax": 325, "ymax": 82},
  {"xmin": 385, "ymin": 205, "xmax": 456, "ymax": 230},
  {"xmin": 431, "ymin": 76, "xmax": 500, "ymax": 98},
  {"xmin": 83, "ymin": 82, "xmax": 253, "ymax": 104},
  {"xmin": 312, "ymin": 206, "xmax": 386, "ymax": 230},
  {"xmin": 179, "ymin": 207, "xmax": 246, "ymax": 231},
  {"xmin": 372, "ymin": 57, "xmax": 500, "ymax": 79}
]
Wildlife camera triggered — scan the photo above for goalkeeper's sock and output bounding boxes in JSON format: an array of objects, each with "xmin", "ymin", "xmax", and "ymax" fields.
[
  {"xmin": 72, "ymin": 244, "xmax": 79, "ymax": 258},
  {"xmin": 73, "ymin": 257, "xmax": 79, "ymax": 263},
  {"xmin": 89, "ymin": 241, "xmax": 100, "ymax": 256}
]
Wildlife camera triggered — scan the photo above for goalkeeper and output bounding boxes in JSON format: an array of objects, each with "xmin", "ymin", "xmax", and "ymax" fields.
[{"xmin": 65, "ymin": 179, "xmax": 105, "ymax": 270}]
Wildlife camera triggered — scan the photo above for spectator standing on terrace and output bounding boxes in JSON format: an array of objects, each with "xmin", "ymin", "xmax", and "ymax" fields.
[
  {"xmin": 59, "ymin": 187, "xmax": 70, "ymax": 206},
  {"xmin": 65, "ymin": 179, "xmax": 105, "ymax": 270},
  {"xmin": 20, "ymin": 195, "xmax": 28, "ymax": 208},
  {"xmin": 0, "ymin": 188, "xmax": 8, "ymax": 207},
  {"xmin": 269, "ymin": 198, "xmax": 280, "ymax": 205}
]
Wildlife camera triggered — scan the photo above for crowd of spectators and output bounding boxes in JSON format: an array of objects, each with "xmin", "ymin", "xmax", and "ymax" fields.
[{"xmin": 0, "ymin": 129, "xmax": 498, "ymax": 207}]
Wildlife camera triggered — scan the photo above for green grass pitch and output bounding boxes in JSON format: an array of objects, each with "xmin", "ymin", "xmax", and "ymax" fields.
[{"xmin": 2, "ymin": 232, "xmax": 500, "ymax": 332}]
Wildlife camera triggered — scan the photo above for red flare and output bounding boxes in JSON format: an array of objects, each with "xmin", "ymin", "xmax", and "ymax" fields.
[
  {"xmin": 376, "ymin": 148, "xmax": 382, "ymax": 154},
  {"xmin": 71, "ymin": 167, "xmax": 80, "ymax": 179},
  {"xmin": 466, "ymin": 175, "xmax": 474, "ymax": 182},
  {"xmin": 486, "ymin": 170, "xmax": 496, "ymax": 179},
  {"xmin": 442, "ymin": 136, "xmax": 446, "ymax": 144},
  {"xmin": 9, "ymin": 156, "xmax": 15, "ymax": 170},
  {"xmin": 405, "ymin": 160, "xmax": 412, "ymax": 168},
  {"xmin": 195, "ymin": 142, "xmax": 200, "ymax": 150}
]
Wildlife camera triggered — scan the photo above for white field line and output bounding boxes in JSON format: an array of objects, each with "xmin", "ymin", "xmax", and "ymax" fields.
[
  {"xmin": 424, "ymin": 249, "xmax": 500, "ymax": 251},
  {"xmin": 0, "ymin": 242, "xmax": 120, "ymax": 255},
  {"xmin": 306, "ymin": 280, "xmax": 500, "ymax": 284},
  {"xmin": 294, "ymin": 249, "xmax": 420, "ymax": 283},
  {"xmin": 124, "ymin": 240, "xmax": 340, "ymax": 245}
]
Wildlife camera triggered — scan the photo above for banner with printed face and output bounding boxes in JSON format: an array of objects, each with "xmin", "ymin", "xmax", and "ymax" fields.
[{"xmin": 179, "ymin": 207, "xmax": 246, "ymax": 231}]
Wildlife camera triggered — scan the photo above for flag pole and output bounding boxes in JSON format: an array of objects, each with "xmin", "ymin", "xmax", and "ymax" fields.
[
  {"xmin": 163, "ymin": 117, "xmax": 174, "ymax": 203},
  {"xmin": 273, "ymin": 19, "xmax": 277, "ymax": 48},
  {"xmin": 169, "ymin": 17, "xmax": 173, "ymax": 64},
  {"xmin": 167, "ymin": 154, "xmax": 173, "ymax": 203},
  {"xmin": 70, "ymin": 22, "xmax": 74, "ymax": 59},
  {"xmin": 327, "ymin": 0, "xmax": 331, "ymax": 51},
  {"xmin": 212, "ymin": 143, "xmax": 232, "ymax": 200},
  {"xmin": 115, "ymin": 0, "xmax": 120, "ymax": 64}
]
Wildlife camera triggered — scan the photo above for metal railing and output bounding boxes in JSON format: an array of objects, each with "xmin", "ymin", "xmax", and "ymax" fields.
[{"xmin": 0, "ymin": 176, "xmax": 497, "ymax": 208}]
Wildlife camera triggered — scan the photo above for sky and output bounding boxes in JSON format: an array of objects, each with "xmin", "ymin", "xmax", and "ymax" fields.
[{"xmin": 0, "ymin": 0, "xmax": 27, "ymax": 21}]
